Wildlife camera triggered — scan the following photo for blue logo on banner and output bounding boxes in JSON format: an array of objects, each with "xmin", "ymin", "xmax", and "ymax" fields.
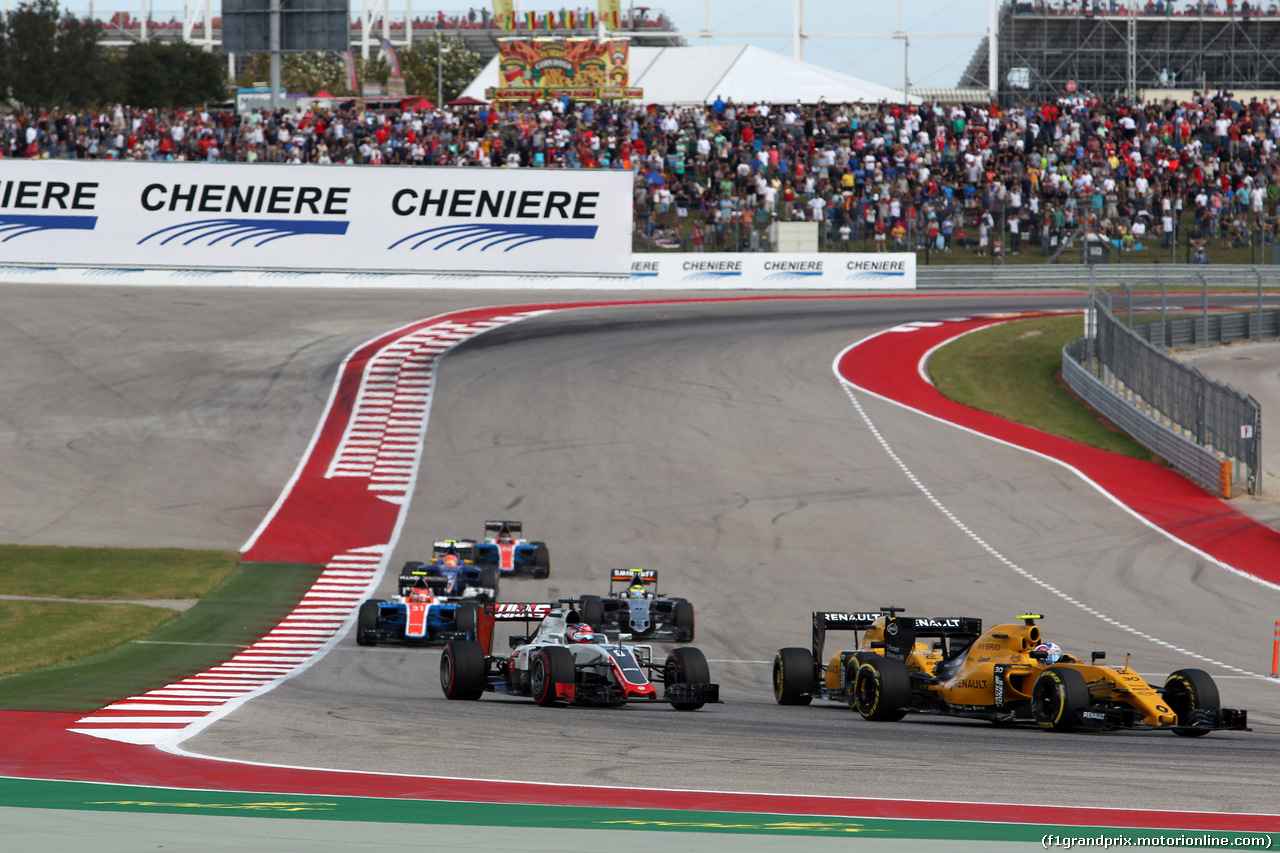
[
  {"xmin": 681, "ymin": 270, "xmax": 742, "ymax": 281},
  {"xmin": 388, "ymin": 223, "xmax": 597, "ymax": 252},
  {"xmin": 630, "ymin": 271, "xmax": 659, "ymax": 277},
  {"xmin": 138, "ymin": 219, "xmax": 349, "ymax": 248},
  {"xmin": 764, "ymin": 270, "xmax": 823, "ymax": 281},
  {"xmin": 847, "ymin": 270, "xmax": 906, "ymax": 280},
  {"xmin": 0, "ymin": 214, "xmax": 97, "ymax": 242}
]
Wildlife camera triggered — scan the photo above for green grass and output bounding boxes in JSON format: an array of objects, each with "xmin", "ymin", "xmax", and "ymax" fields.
[
  {"xmin": 928, "ymin": 314, "xmax": 1153, "ymax": 459},
  {"xmin": 0, "ymin": 560, "xmax": 324, "ymax": 711},
  {"xmin": 0, "ymin": 601, "xmax": 176, "ymax": 677},
  {"xmin": 0, "ymin": 545, "xmax": 238, "ymax": 599}
]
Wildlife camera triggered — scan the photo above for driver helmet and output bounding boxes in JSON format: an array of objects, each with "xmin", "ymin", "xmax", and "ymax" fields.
[
  {"xmin": 410, "ymin": 584, "xmax": 433, "ymax": 603},
  {"xmin": 627, "ymin": 578, "xmax": 647, "ymax": 598},
  {"xmin": 1035, "ymin": 642, "xmax": 1063, "ymax": 665},
  {"xmin": 498, "ymin": 529, "xmax": 513, "ymax": 543},
  {"xmin": 442, "ymin": 553, "xmax": 459, "ymax": 568},
  {"xmin": 567, "ymin": 623, "xmax": 596, "ymax": 644}
]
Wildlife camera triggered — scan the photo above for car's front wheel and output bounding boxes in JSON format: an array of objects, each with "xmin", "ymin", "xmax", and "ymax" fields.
[
  {"xmin": 1031, "ymin": 667, "xmax": 1090, "ymax": 732},
  {"xmin": 356, "ymin": 600, "xmax": 382, "ymax": 646},
  {"xmin": 665, "ymin": 647, "xmax": 711, "ymax": 711},
  {"xmin": 1165, "ymin": 668, "xmax": 1220, "ymax": 737},
  {"xmin": 531, "ymin": 646, "xmax": 574, "ymax": 706}
]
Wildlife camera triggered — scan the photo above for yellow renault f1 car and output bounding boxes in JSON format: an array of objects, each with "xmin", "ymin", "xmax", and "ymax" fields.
[{"xmin": 773, "ymin": 608, "xmax": 1248, "ymax": 736}]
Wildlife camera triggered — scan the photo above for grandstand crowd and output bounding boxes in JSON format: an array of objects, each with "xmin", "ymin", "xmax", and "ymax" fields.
[{"xmin": 7, "ymin": 87, "xmax": 1280, "ymax": 260}]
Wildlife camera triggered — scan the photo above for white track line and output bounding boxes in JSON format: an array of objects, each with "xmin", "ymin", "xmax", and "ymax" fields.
[{"xmin": 835, "ymin": 326, "xmax": 1270, "ymax": 680}]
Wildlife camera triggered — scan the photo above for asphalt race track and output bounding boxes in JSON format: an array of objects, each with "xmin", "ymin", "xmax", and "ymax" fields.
[{"xmin": 4, "ymin": 285, "xmax": 1279, "ymax": 820}]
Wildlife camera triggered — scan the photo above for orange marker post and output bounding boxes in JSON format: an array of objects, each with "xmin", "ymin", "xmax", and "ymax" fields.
[{"xmin": 1272, "ymin": 622, "xmax": 1280, "ymax": 679}]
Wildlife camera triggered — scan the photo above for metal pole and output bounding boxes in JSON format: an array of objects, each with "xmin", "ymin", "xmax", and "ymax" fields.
[
  {"xmin": 1257, "ymin": 268, "xmax": 1264, "ymax": 344},
  {"xmin": 1160, "ymin": 277, "xmax": 1167, "ymax": 351},
  {"xmin": 1087, "ymin": 265, "xmax": 1096, "ymax": 373},
  {"xmin": 988, "ymin": 0, "xmax": 998, "ymax": 102},
  {"xmin": 437, "ymin": 37, "xmax": 443, "ymax": 107},
  {"xmin": 1127, "ymin": 0, "xmax": 1137, "ymax": 101},
  {"xmin": 1123, "ymin": 282, "xmax": 1133, "ymax": 327},
  {"xmin": 1200, "ymin": 270, "xmax": 1209, "ymax": 348},
  {"xmin": 269, "ymin": 0, "xmax": 281, "ymax": 111},
  {"xmin": 903, "ymin": 37, "xmax": 910, "ymax": 103}
]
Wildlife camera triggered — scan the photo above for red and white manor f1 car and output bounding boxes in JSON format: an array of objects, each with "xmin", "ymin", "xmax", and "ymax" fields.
[{"xmin": 439, "ymin": 602, "xmax": 719, "ymax": 710}]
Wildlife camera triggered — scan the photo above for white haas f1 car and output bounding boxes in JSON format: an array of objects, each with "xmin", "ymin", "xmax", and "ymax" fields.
[{"xmin": 439, "ymin": 602, "xmax": 719, "ymax": 710}]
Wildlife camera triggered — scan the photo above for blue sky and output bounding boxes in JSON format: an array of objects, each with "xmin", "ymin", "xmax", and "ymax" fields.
[{"xmin": 57, "ymin": 1, "xmax": 990, "ymax": 91}]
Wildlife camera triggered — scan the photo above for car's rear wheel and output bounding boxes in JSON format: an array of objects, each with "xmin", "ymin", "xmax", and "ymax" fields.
[
  {"xmin": 531, "ymin": 545, "xmax": 550, "ymax": 579},
  {"xmin": 580, "ymin": 595, "xmax": 604, "ymax": 629},
  {"xmin": 672, "ymin": 600, "xmax": 695, "ymax": 641},
  {"xmin": 454, "ymin": 602, "xmax": 479, "ymax": 638},
  {"xmin": 356, "ymin": 600, "xmax": 381, "ymax": 646},
  {"xmin": 440, "ymin": 640, "xmax": 486, "ymax": 700},
  {"xmin": 1031, "ymin": 667, "xmax": 1090, "ymax": 732},
  {"xmin": 773, "ymin": 647, "xmax": 815, "ymax": 706},
  {"xmin": 477, "ymin": 567, "xmax": 500, "ymax": 601},
  {"xmin": 1165, "ymin": 668, "xmax": 1220, "ymax": 737},
  {"xmin": 531, "ymin": 646, "xmax": 574, "ymax": 706},
  {"xmin": 853, "ymin": 657, "xmax": 910, "ymax": 721},
  {"xmin": 665, "ymin": 647, "xmax": 711, "ymax": 711}
]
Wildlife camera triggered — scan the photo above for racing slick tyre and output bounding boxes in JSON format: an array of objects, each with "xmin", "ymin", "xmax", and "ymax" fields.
[
  {"xmin": 1164, "ymin": 669, "xmax": 1220, "ymax": 738},
  {"xmin": 672, "ymin": 600, "xmax": 695, "ymax": 641},
  {"xmin": 773, "ymin": 647, "xmax": 815, "ymax": 706},
  {"xmin": 1031, "ymin": 667, "xmax": 1090, "ymax": 732},
  {"xmin": 531, "ymin": 545, "xmax": 551, "ymax": 579},
  {"xmin": 580, "ymin": 595, "xmax": 605, "ymax": 630},
  {"xmin": 477, "ymin": 567, "xmax": 500, "ymax": 602},
  {"xmin": 852, "ymin": 657, "xmax": 910, "ymax": 722},
  {"xmin": 454, "ymin": 602, "xmax": 480, "ymax": 639},
  {"xmin": 356, "ymin": 600, "xmax": 382, "ymax": 646},
  {"xmin": 440, "ymin": 640, "xmax": 486, "ymax": 700},
  {"xmin": 531, "ymin": 646, "xmax": 574, "ymax": 706},
  {"xmin": 665, "ymin": 647, "xmax": 711, "ymax": 711}
]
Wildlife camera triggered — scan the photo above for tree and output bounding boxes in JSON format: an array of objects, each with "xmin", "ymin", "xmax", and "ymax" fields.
[
  {"xmin": 119, "ymin": 41, "xmax": 227, "ymax": 109},
  {"xmin": 2, "ymin": 0, "xmax": 109, "ymax": 109},
  {"xmin": 283, "ymin": 52, "xmax": 354, "ymax": 96},
  {"xmin": 399, "ymin": 33, "xmax": 482, "ymax": 103}
]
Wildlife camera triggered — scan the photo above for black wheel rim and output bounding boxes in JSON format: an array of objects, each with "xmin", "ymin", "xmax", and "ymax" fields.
[
  {"xmin": 531, "ymin": 658, "xmax": 546, "ymax": 698},
  {"xmin": 855, "ymin": 671, "xmax": 877, "ymax": 710}
]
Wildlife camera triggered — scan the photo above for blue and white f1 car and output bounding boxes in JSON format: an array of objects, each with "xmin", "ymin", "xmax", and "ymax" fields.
[
  {"xmin": 396, "ymin": 541, "xmax": 500, "ymax": 602},
  {"xmin": 356, "ymin": 580, "xmax": 482, "ymax": 647},
  {"xmin": 473, "ymin": 520, "xmax": 550, "ymax": 579}
]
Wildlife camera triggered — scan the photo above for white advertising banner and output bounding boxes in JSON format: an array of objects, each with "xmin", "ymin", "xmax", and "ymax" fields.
[
  {"xmin": 629, "ymin": 253, "xmax": 916, "ymax": 290},
  {"xmin": 0, "ymin": 160, "xmax": 632, "ymax": 276}
]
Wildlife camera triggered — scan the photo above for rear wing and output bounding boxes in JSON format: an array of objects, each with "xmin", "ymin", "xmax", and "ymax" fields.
[
  {"xmin": 610, "ymin": 569, "xmax": 657, "ymax": 594},
  {"xmin": 812, "ymin": 610, "xmax": 982, "ymax": 665},
  {"xmin": 478, "ymin": 602, "xmax": 554, "ymax": 655},
  {"xmin": 432, "ymin": 539, "xmax": 478, "ymax": 561},
  {"xmin": 484, "ymin": 520, "xmax": 523, "ymax": 537},
  {"xmin": 611, "ymin": 569, "xmax": 657, "ymax": 583},
  {"xmin": 489, "ymin": 602, "xmax": 552, "ymax": 622}
]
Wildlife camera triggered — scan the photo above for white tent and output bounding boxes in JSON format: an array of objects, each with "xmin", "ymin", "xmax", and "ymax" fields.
[{"xmin": 460, "ymin": 44, "xmax": 918, "ymax": 106}]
